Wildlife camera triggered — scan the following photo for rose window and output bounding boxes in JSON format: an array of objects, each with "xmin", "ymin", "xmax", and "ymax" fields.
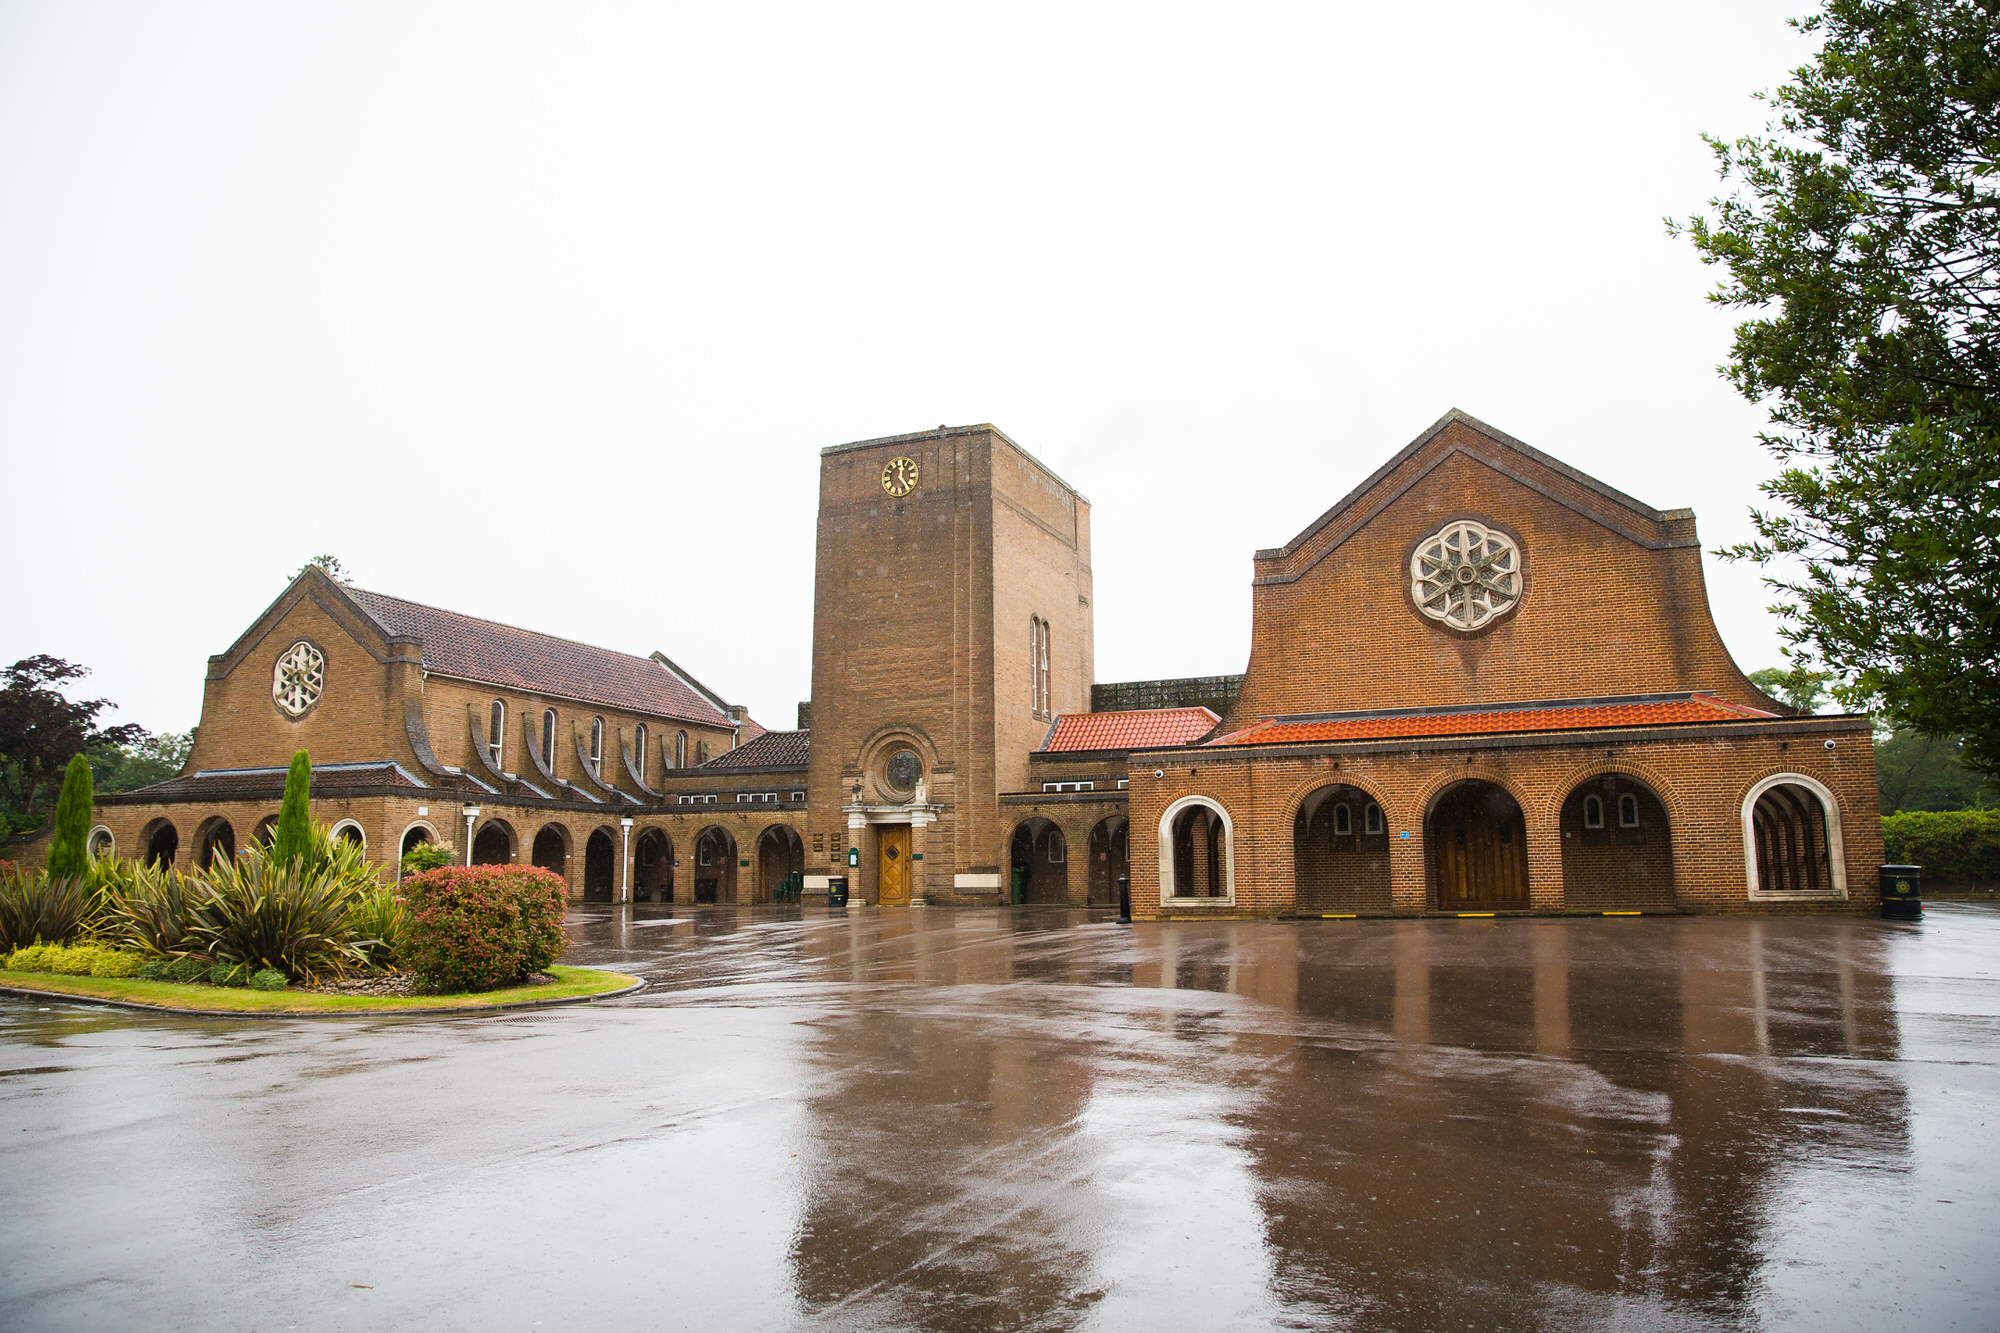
[
  {"xmin": 272, "ymin": 640, "xmax": 326, "ymax": 716},
  {"xmin": 1411, "ymin": 520, "xmax": 1522, "ymax": 631}
]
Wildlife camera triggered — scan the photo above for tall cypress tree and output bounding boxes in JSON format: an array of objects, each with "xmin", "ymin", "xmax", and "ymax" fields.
[
  {"xmin": 45, "ymin": 753, "xmax": 93, "ymax": 880},
  {"xmin": 271, "ymin": 750, "xmax": 312, "ymax": 868}
]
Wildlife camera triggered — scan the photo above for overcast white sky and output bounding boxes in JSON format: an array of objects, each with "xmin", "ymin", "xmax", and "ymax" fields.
[{"xmin": 1, "ymin": 1, "xmax": 1816, "ymax": 736}]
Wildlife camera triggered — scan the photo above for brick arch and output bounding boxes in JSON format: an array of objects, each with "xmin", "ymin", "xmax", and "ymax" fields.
[
  {"xmin": 1272, "ymin": 764, "xmax": 1400, "ymax": 824},
  {"xmin": 1410, "ymin": 767, "xmax": 1535, "ymax": 824},
  {"xmin": 1006, "ymin": 813, "xmax": 1074, "ymax": 904},
  {"xmin": 752, "ymin": 821, "xmax": 806, "ymax": 902},
  {"xmin": 1539, "ymin": 755, "xmax": 1688, "ymax": 826},
  {"xmin": 1738, "ymin": 763, "xmax": 1854, "ymax": 815}
]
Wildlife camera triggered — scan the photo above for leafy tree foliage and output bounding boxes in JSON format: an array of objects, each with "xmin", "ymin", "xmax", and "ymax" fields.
[
  {"xmin": 45, "ymin": 755, "xmax": 94, "ymax": 879},
  {"xmin": 1875, "ymin": 727, "xmax": 1994, "ymax": 811},
  {"xmin": 271, "ymin": 751, "xmax": 313, "ymax": 867},
  {"xmin": 292, "ymin": 554, "xmax": 353, "ymax": 584},
  {"xmin": 89, "ymin": 728, "xmax": 194, "ymax": 794},
  {"xmin": 1749, "ymin": 664, "xmax": 1838, "ymax": 712},
  {"xmin": 0, "ymin": 657, "xmax": 142, "ymax": 831},
  {"xmin": 1675, "ymin": 0, "xmax": 2000, "ymax": 777}
]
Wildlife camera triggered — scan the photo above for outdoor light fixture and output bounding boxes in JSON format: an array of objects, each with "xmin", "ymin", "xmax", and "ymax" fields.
[
  {"xmin": 1825, "ymin": 739, "xmax": 1838, "ymax": 751},
  {"xmin": 1153, "ymin": 769, "xmax": 1164, "ymax": 778},
  {"xmin": 618, "ymin": 817, "xmax": 634, "ymax": 902}
]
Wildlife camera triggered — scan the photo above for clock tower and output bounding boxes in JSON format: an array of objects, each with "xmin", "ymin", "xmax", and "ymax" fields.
[{"xmin": 806, "ymin": 424, "xmax": 1094, "ymax": 904}]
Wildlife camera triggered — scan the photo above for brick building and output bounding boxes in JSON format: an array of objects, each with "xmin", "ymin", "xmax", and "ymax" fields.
[{"xmin": 71, "ymin": 411, "xmax": 1881, "ymax": 914}]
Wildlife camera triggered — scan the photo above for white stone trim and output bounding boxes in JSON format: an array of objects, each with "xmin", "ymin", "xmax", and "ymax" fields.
[
  {"xmin": 87, "ymin": 824, "xmax": 115, "ymax": 859},
  {"xmin": 327, "ymin": 818, "xmax": 366, "ymax": 851},
  {"xmin": 1158, "ymin": 794, "xmax": 1235, "ymax": 905},
  {"xmin": 1742, "ymin": 772, "xmax": 1848, "ymax": 901},
  {"xmin": 954, "ymin": 872, "xmax": 1003, "ymax": 889},
  {"xmin": 395, "ymin": 819, "xmax": 443, "ymax": 881}
]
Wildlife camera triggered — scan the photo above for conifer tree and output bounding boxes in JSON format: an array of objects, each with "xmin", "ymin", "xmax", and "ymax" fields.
[
  {"xmin": 45, "ymin": 753, "xmax": 93, "ymax": 880},
  {"xmin": 272, "ymin": 750, "xmax": 312, "ymax": 868}
]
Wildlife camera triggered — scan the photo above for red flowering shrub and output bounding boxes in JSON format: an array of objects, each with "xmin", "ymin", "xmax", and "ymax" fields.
[{"xmin": 399, "ymin": 865, "xmax": 568, "ymax": 992}]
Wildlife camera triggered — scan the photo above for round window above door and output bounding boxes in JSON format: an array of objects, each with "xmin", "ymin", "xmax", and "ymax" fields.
[{"xmin": 883, "ymin": 749, "xmax": 923, "ymax": 797}]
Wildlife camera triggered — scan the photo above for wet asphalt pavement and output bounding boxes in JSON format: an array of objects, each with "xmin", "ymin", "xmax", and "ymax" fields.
[{"xmin": 2, "ymin": 905, "xmax": 1997, "ymax": 1333}]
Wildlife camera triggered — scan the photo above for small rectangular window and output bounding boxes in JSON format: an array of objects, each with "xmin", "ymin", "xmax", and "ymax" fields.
[
  {"xmin": 1116, "ymin": 779, "xmax": 1129, "ymax": 790},
  {"xmin": 737, "ymin": 794, "xmax": 753, "ymax": 803},
  {"xmin": 791, "ymin": 791, "xmax": 805, "ymax": 802}
]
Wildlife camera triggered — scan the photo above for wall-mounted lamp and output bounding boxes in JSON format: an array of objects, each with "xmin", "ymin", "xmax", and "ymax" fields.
[{"xmin": 1824, "ymin": 739, "xmax": 1837, "ymax": 751}]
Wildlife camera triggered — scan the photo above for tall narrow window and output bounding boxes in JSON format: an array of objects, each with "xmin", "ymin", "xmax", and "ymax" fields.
[
  {"xmin": 1333, "ymin": 803, "xmax": 1352, "ymax": 837},
  {"xmin": 1584, "ymin": 794, "xmax": 1605, "ymax": 829},
  {"xmin": 675, "ymin": 731, "xmax": 688, "ymax": 769},
  {"xmin": 697, "ymin": 739, "xmax": 711, "ymax": 764},
  {"xmin": 590, "ymin": 717, "xmax": 604, "ymax": 769},
  {"xmin": 542, "ymin": 710, "xmax": 556, "ymax": 767},
  {"xmin": 1030, "ymin": 616, "xmax": 1052, "ymax": 718},
  {"xmin": 488, "ymin": 701, "xmax": 505, "ymax": 765},
  {"xmin": 1364, "ymin": 803, "xmax": 1384, "ymax": 836},
  {"xmin": 1619, "ymin": 793, "xmax": 1639, "ymax": 828},
  {"xmin": 635, "ymin": 725, "xmax": 648, "ymax": 782}
]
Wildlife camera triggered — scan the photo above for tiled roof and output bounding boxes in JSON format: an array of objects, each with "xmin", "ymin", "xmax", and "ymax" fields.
[
  {"xmin": 345, "ymin": 587, "xmax": 734, "ymax": 728},
  {"xmin": 1041, "ymin": 707, "xmax": 1221, "ymax": 753},
  {"xmin": 698, "ymin": 729, "xmax": 808, "ymax": 770},
  {"xmin": 1208, "ymin": 694, "xmax": 1779, "ymax": 747},
  {"xmin": 106, "ymin": 761, "xmax": 430, "ymax": 802}
]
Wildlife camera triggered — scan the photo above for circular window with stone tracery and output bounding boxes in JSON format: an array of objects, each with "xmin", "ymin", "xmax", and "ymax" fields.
[
  {"xmin": 1410, "ymin": 519, "xmax": 1522, "ymax": 632},
  {"xmin": 272, "ymin": 640, "xmax": 326, "ymax": 716}
]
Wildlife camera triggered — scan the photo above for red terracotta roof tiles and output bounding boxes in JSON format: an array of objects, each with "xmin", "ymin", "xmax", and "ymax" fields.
[
  {"xmin": 1041, "ymin": 707, "xmax": 1221, "ymax": 753},
  {"xmin": 699, "ymin": 729, "xmax": 808, "ymax": 770},
  {"xmin": 346, "ymin": 587, "xmax": 734, "ymax": 728},
  {"xmin": 1208, "ymin": 694, "xmax": 1777, "ymax": 748}
]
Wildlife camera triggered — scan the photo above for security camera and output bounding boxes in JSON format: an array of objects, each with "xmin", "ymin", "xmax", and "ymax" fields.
[
  {"xmin": 1824, "ymin": 739, "xmax": 1837, "ymax": 751},
  {"xmin": 1153, "ymin": 769, "xmax": 1165, "ymax": 778}
]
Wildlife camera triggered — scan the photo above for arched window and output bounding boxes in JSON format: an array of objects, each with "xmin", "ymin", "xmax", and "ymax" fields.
[
  {"xmin": 675, "ymin": 731, "xmax": 688, "ymax": 769},
  {"xmin": 590, "ymin": 717, "xmax": 604, "ymax": 769},
  {"xmin": 1584, "ymin": 794, "xmax": 1605, "ymax": 829},
  {"xmin": 1619, "ymin": 793, "xmax": 1640, "ymax": 828},
  {"xmin": 1364, "ymin": 803, "xmax": 1384, "ymax": 836},
  {"xmin": 635, "ymin": 724, "xmax": 648, "ymax": 781},
  {"xmin": 488, "ymin": 700, "xmax": 505, "ymax": 766},
  {"xmin": 697, "ymin": 739, "xmax": 711, "ymax": 764},
  {"xmin": 1046, "ymin": 829, "xmax": 1065, "ymax": 863},
  {"xmin": 1744, "ymin": 775, "xmax": 1847, "ymax": 898},
  {"xmin": 1333, "ymin": 803, "xmax": 1352, "ymax": 837},
  {"xmin": 1161, "ymin": 797, "xmax": 1233, "ymax": 902},
  {"xmin": 542, "ymin": 710, "xmax": 557, "ymax": 768}
]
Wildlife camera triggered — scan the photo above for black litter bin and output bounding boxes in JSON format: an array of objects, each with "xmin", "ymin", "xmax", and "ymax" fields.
[
  {"xmin": 827, "ymin": 875, "xmax": 850, "ymax": 908},
  {"xmin": 1880, "ymin": 864, "xmax": 1922, "ymax": 919}
]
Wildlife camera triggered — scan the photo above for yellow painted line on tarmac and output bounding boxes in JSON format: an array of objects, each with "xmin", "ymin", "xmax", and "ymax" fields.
[
  {"xmin": 1602, "ymin": 911, "xmax": 1642, "ymax": 916},
  {"xmin": 1321, "ymin": 914, "xmax": 1357, "ymax": 919},
  {"xmin": 1457, "ymin": 912, "xmax": 1495, "ymax": 918}
]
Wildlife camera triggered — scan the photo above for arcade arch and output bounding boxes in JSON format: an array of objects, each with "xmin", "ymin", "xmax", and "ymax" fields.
[
  {"xmin": 1293, "ymin": 783, "xmax": 1392, "ymax": 913},
  {"xmin": 194, "ymin": 816, "xmax": 236, "ymax": 869},
  {"xmin": 693, "ymin": 826, "xmax": 737, "ymax": 903},
  {"xmin": 1427, "ymin": 780, "xmax": 1527, "ymax": 910},
  {"xmin": 1744, "ymin": 774, "xmax": 1848, "ymax": 899},
  {"xmin": 142, "ymin": 819, "xmax": 179, "ymax": 868},
  {"xmin": 1161, "ymin": 796, "xmax": 1233, "ymax": 903},
  {"xmin": 1559, "ymin": 773, "xmax": 1674, "ymax": 910},
  {"xmin": 1086, "ymin": 816, "xmax": 1128, "ymax": 907},
  {"xmin": 532, "ymin": 823, "xmax": 571, "ymax": 881},
  {"xmin": 635, "ymin": 827, "xmax": 674, "ymax": 902},
  {"xmin": 755, "ymin": 825, "xmax": 803, "ymax": 903},
  {"xmin": 583, "ymin": 826, "xmax": 617, "ymax": 902},
  {"xmin": 1009, "ymin": 817, "xmax": 1069, "ymax": 904}
]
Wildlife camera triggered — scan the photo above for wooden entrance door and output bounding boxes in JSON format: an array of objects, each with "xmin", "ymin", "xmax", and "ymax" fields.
[
  {"xmin": 878, "ymin": 826, "xmax": 911, "ymax": 906},
  {"xmin": 1431, "ymin": 783, "xmax": 1528, "ymax": 909}
]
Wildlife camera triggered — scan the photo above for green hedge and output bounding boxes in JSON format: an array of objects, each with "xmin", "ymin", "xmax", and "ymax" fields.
[{"xmin": 1881, "ymin": 810, "xmax": 2000, "ymax": 885}]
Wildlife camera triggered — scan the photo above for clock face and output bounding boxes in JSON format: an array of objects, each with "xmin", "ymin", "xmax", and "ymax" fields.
[{"xmin": 881, "ymin": 456, "xmax": 920, "ymax": 497}]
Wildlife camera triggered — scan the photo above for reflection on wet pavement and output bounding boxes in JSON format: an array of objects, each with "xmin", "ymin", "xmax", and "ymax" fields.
[{"xmin": 3, "ymin": 905, "xmax": 1996, "ymax": 1331}]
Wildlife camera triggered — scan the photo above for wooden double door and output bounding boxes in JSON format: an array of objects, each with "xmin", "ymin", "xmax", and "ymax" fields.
[
  {"xmin": 1431, "ymin": 782, "xmax": 1529, "ymax": 909},
  {"xmin": 877, "ymin": 825, "xmax": 911, "ymax": 907}
]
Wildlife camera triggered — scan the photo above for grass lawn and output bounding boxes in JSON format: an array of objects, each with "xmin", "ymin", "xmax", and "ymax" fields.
[{"xmin": 0, "ymin": 964, "xmax": 638, "ymax": 1014}]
